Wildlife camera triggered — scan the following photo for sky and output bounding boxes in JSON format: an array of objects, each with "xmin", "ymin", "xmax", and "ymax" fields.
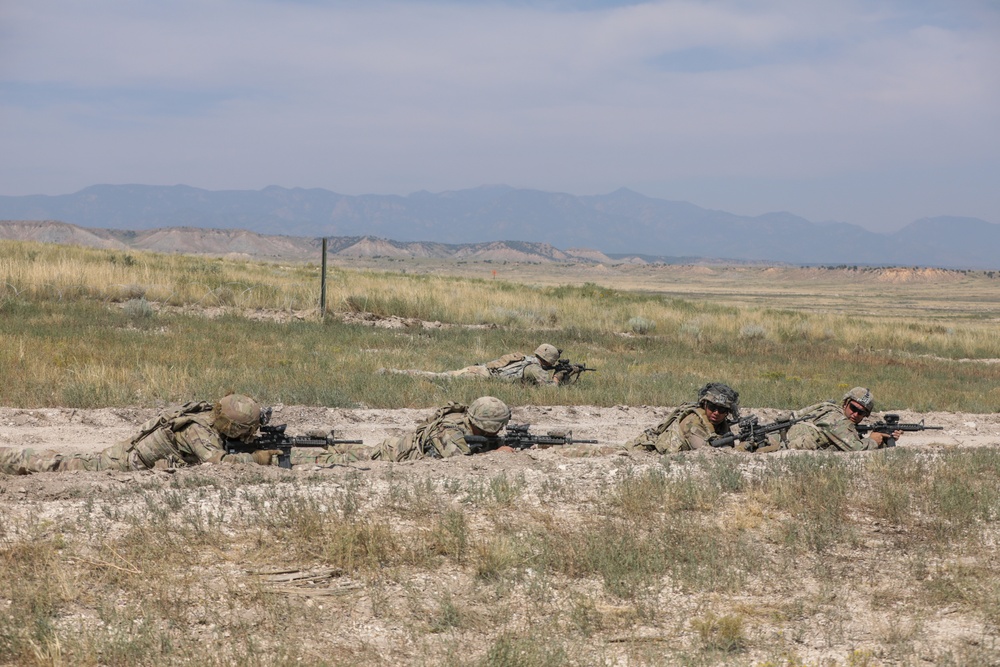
[{"xmin": 2, "ymin": 0, "xmax": 999, "ymax": 232}]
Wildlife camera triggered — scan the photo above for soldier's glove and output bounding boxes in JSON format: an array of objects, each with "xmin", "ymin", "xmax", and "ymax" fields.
[{"xmin": 251, "ymin": 449, "xmax": 283, "ymax": 466}]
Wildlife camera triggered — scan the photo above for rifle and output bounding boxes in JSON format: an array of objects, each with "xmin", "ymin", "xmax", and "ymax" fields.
[
  {"xmin": 553, "ymin": 359, "xmax": 597, "ymax": 382},
  {"xmin": 225, "ymin": 424, "xmax": 364, "ymax": 469},
  {"xmin": 856, "ymin": 414, "xmax": 943, "ymax": 447},
  {"xmin": 710, "ymin": 415, "xmax": 805, "ymax": 452},
  {"xmin": 464, "ymin": 423, "xmax": 599, "ymax": 452}
]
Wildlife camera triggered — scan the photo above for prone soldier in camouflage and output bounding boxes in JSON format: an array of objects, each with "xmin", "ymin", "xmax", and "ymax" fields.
[
  {"xmin": 0, "ymin": 394, "xmax": 277, "ymax": 475},
  {"xmin": 293, "ymin": 397, "xmax": 512, "ymax": 466},
  {"xmin": 382, "ymin": 344, "xmax": 577, "ymax": 386},
  {"xmin": 782, "ymin": 387, "xmax": 902, "ymax": 451},
  {"xmin": 371, "ymin": 396, "xmax": 512, "ymax": 460},
  {"xmin": 623, "ymin": 383, "xmax": 741, "ymax": 454}
]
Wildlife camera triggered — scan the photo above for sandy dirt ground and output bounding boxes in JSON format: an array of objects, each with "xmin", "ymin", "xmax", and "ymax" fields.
[{"xmin": 2, "ymin": 404, "xmax": 998, "ymax": 665}]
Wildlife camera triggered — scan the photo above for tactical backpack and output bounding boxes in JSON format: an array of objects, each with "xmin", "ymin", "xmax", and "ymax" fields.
[
  {"xmin": 129, "ymin": 400, "xmax": 214, "ymax": 446},
  {"xmin": 626, "ymin": 403, "xmax": 700, "ymax": 450},
  {"xmin": 485, "ymin": 353, "xmax": 537, "ymax": 379},
  {"xmin": 413, "ymin": 402, "xmax": 469, "ymax": 450}
]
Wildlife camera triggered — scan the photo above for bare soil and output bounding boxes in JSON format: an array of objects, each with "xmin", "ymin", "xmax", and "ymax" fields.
[{"xmin": 2, "ymin": 405, "xmax": 998, "ymax": 665}]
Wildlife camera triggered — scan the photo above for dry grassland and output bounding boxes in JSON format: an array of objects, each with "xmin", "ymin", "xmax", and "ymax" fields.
[
  {"xmin": 330, "ymin": 256, "xmax": 1000, "ymax": 318},
  {"xmin": 1, "ymin": 239, "xmax": 999, "ymax": 666},
  {"xmin": 2, "ymin": 239, "xmax": 1000, "ymax": 411}
]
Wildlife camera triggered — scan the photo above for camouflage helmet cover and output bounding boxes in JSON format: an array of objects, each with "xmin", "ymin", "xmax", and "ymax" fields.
[
  {"xmin": 533, "ymin": 343, "xmax": 561, "ymax": 365},
  {"xmin": 842, "ymin": 387, "xmax": 875, "ymax": 413},
  {"xmin": 467, "ymin": 396, "xmax": 512, "ymax": 435},
  {"xmin": 698, "ymin": 382, "xmax": 740, "ymax": 415},
  {"xmin": 213, "ymin": 393, "xmax": 262, "ymax": 442}
]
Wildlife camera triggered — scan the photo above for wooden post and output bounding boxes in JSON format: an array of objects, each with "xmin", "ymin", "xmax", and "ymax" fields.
[{"xmin": 320, "ymin": 238, "xmax": 328, "ymax": 319}]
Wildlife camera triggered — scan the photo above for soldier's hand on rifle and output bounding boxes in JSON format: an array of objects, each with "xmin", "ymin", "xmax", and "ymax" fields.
[
  {"xmin": 869, "ymin": 431, "xmax": 902, "ymax": 447},
  {"xmin": 252, "ymin": 449, "xmax": 284, "ymax": 465},
  {"xmin": 496, "ymin": 445, "xmax": 515, "ymax": 454}
]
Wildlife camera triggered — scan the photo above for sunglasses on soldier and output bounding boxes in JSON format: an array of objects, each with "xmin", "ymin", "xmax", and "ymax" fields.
[
  {"xmin": 703, "ymin": 401, "xmax": 730, "ymax": 414},
  {"xmin": 846, "ymin": 401, "xmax": 869, "ymax": 417}
]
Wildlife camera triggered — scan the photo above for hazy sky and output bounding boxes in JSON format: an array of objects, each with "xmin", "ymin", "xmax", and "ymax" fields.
[{"xmin": 2, "ymin": 0, "xmax": 998, "ymax": 231}]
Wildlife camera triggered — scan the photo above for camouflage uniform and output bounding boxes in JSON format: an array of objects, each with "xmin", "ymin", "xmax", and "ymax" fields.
[
  {"xmin": 384, "ymin": 344, "xmax": 568, "ymax": 386},
  {"xmin": 623, "ymin": 383, "xmax": 741, "ymax": 454},
  {"xmin": 373, "ymin": 397, "xmax": 511, "ymax": 462},
  {"xmin": 289, "ymin": 397, "xmax": 513, "ymax": 467},
  {"xmin": 623, "ymin": 404, "xmax": 735, "ymax": 454},
  {"xmin": 0, "ymin": 446, "xmax": 94, "ymax": 474},
  {"xmin": 784, "ymin": 388, "xmax": 882, "ymax": 451},
  {"xmin": 288, "ymin": 442, "xmax": 373, "ymax": 467},
  {"xmin": 0, "ymin": 395, "xmax": 264, "ymax": 475}
]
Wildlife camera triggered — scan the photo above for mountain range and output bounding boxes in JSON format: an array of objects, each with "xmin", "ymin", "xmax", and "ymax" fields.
[{"xmin": 0, "ymin": 184, "xmax": 997, "ymax": 268}]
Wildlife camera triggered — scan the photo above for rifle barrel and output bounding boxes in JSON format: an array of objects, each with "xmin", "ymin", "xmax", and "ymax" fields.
[
  {"xmin": 533, "ymin": 439, "xmax": 599, "ymax": 444},
  {"xmin": 860, "ymin": 424, "xmax": 943, "ymax": 432}
]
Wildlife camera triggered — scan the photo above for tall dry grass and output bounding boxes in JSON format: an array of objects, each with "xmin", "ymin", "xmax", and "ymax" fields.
[{"xmin": 2, "ymin": 239, "xmax": 999, "ymax": 411}]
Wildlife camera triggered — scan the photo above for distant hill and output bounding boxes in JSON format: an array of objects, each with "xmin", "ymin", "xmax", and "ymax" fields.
[
  {"xmin": 0, "ymin": 185, "xmax": 997, "ymax": 268},
  {"xmin": 0, "ymin": 220, "xmax": 618, "ymax": 264}
]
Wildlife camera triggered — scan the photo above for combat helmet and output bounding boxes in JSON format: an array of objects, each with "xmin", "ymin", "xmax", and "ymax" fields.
[
  {"xmin": 533, "ymin": 343, "xmax": 561, "ymax": 366},
  {"xmin": 467, "ymin": 396, "xmax": 512, "ymax": 435},
  {"xmin": 698, "ymin": 382, "xmax": 740, "ymax": 417},
  {"xmin": 842, "ymin": 387, "xmax": 874, "ymax": 414},
  {"xmin": 213, "ymin": 393, "xmax": 262, "ymax": 442}
]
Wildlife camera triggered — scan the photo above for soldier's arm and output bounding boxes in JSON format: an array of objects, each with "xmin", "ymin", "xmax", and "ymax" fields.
[
  {"xmin": 522, "ymin": 363, "xmax": 557, "ymax": 386},
  {"xmin": 680, "ymin": 414, "xmax": 718, "ymax": 451},
  {"xmin": 823, "ymin": 419, "xmax": 880, "ymax": 451},
  {"xmin": 552, "ymin": 368, "xmax": 578, "ymax": 385},
  {"xmin": 175, "ymin": 422, "xmax": 258, "ymax": 464},
  {"xmin": 431, "ymin": 425, "xmax": 477, "ymax": 457}
]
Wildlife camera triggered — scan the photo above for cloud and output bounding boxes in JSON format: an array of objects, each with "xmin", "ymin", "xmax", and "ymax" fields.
[{"xmin": 1, "ymin": 0, "xmax": 998, "ymax": 230}]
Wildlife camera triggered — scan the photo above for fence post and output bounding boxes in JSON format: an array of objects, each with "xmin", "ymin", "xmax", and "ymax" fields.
[{"xmin": 320, "ymin": 237, "xmax": 328, "ymax": 319}]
